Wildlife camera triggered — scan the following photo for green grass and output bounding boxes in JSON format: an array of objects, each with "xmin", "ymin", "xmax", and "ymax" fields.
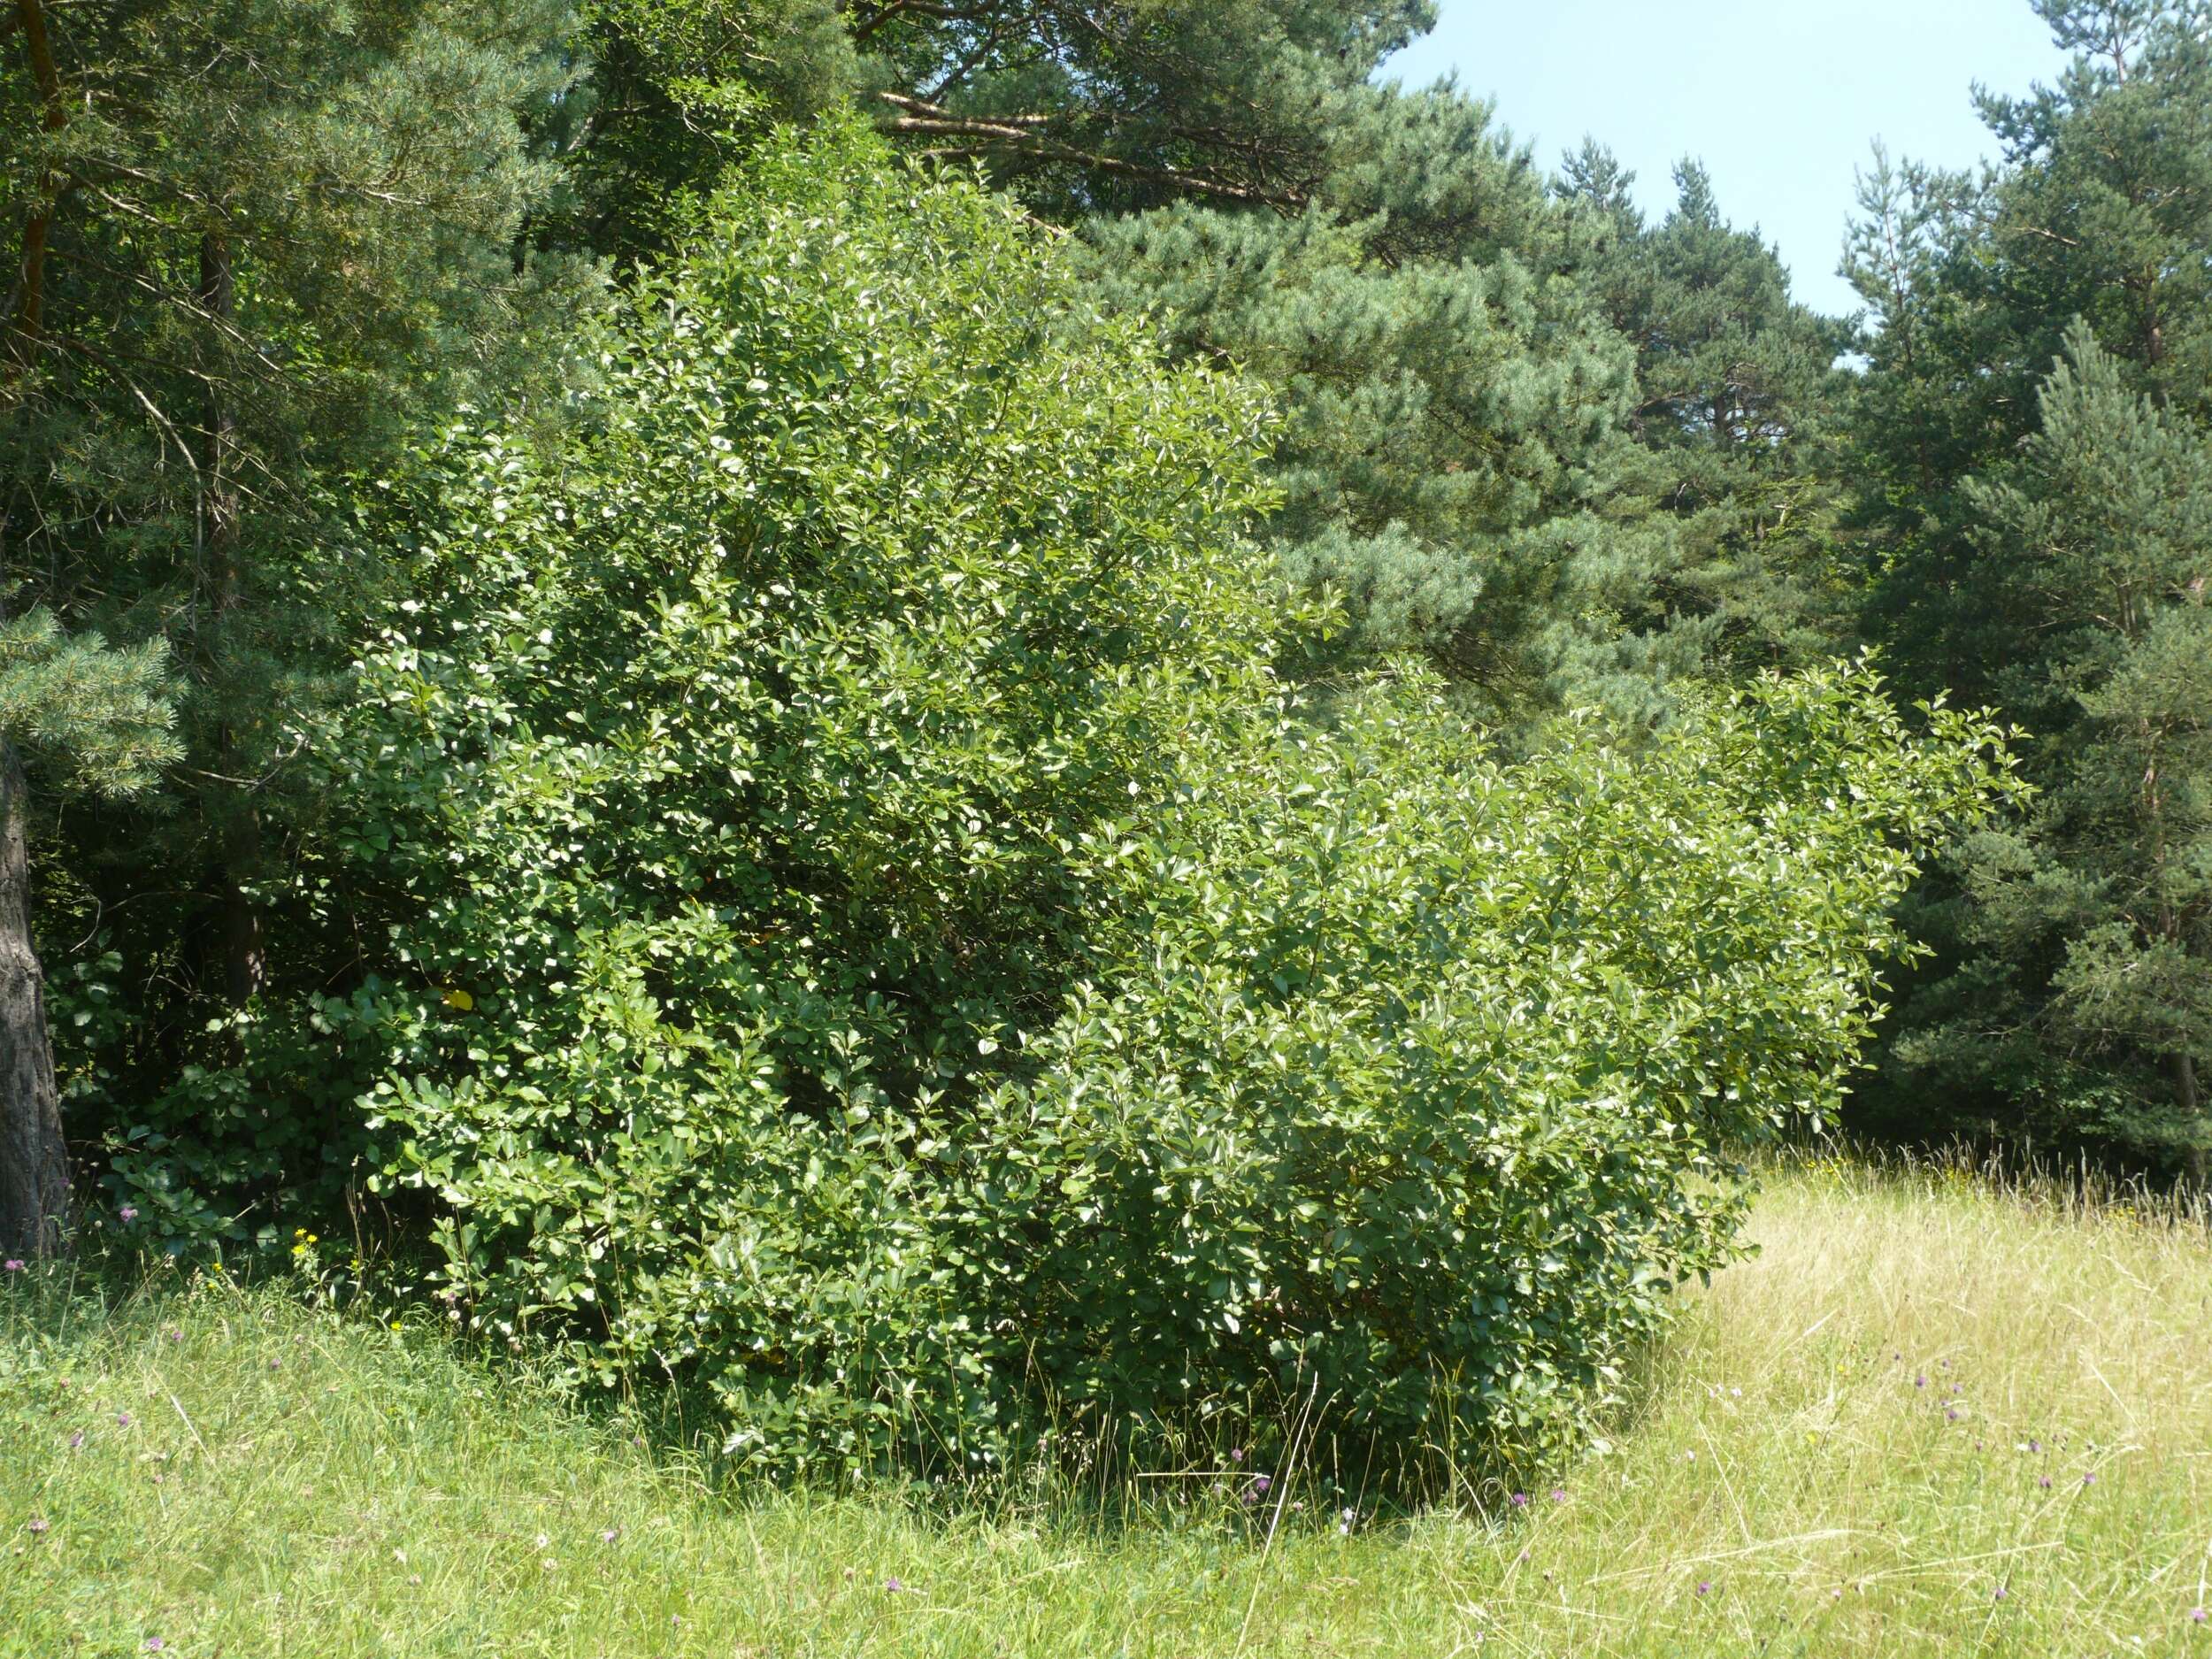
[{"xmin": 6, "ymin": 1156, "xmax": 2212, "ymax": 1657}]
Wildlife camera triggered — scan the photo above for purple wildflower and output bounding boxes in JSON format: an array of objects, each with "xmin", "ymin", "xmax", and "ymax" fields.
[
  {"xmin": 1696, "ymin": 1581, "xmax": 1711, "ymax": 1597},
  {"xmin": 1993, "ymin": 1586, "xmax": 2008, "ymax": 1601},
  {"xmin": 1550, "ymin": 1487, "xmax": 1567, "ymax": 1503},
  {"xmin": 2083, "ymin": 1472, "xmax": 2096, "ymax": 1486},
  {"xmin": 3, "ymin": 1259, "xmax": 24, "ymax": 1272},
  {"xmin": 1229, "ymin": 1447, "xmax": 1244, "ymax": 1463},
  {"xmin": 1510, "ymin": 1492, "xmax": 1528, "ymax": 1508},
  {"xmin": 600, "ymin": 1527, "xmax": 619, "ymax": 1545},
  {"xmin": 884, "ymin": 1577, "xmax": 905, "ymax": 1594},
  {"xmin": 119, "ymin": 1208, "xmax": 138, "ymax": 1223},
  {"xmin": 27, "ymin": 1517, "xmax": 49, "ymax": 1534},
  {"xmin": 115, "ymin": 1412, "xmax": 132, "ymax": 1428},
  {"xmin": 1947, "ymin": 1409, "xmax": 1960, "ymax": 1422},
  {"xmin": 1251, "ymin": 1475, "xmax": 1271, "ymax": 1496},
  {"xmin": 2029, "ymin": 1439, "xmax": 2040, "ymax": 1453},
  {"xmin": 2039, "ymin": 1476, "xmax": 2053, "ymax": 1489},
  {"xmin": 144, "ymin": 1641, "xmax": 164, "ymax": 1653},
  {"xmin": 2192, "ymin": 1607, "xmax": 2207, "ymax": 1624},
  {"xmin": 1915, "ymin": 1375, "xmax": 1926, "ymax": 1389},
  {"xmin": 66, "ymin": 1431, "xmax": 83, "ymax": 1450}
]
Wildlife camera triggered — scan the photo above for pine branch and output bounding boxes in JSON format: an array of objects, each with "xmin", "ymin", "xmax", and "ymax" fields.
[
  {"xmin": 873, "ymin": 91, "xmax": 1302, "ymax": 207},
  {"xmin": 848, "ymin": 1, "xmax": 993, "ymax": 44}
]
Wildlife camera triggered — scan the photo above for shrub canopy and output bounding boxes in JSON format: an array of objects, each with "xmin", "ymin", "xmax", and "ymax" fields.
[{"xmin": 299, "ymin": 127, "xmax": 2011, "ymax": 1485}]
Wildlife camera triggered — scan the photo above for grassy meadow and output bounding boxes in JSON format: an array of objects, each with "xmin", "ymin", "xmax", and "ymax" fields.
[{"xmin": 4, "ymin": 1155, "xmax": 2211, "ymax": 1658}]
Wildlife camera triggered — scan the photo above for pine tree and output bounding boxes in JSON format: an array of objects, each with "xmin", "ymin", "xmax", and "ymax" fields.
[
  {"xmin": 2, "ymin": 0, "xmax": 588, "ymax": 1239},
  {"xmin": 1071, "ymin": 95, "xmax": 1654, "ymax": 715},
  {"xmin": 0, "ymin": 616, "xmax": 176, "ymax": 1256},
  {"xmin": 1889, "ymin": 330, "xmax": 2212, "ymax": 1172},
  {"xmin": 856, "ymin": 2, "xmax": 1437, "ymax": 217},
  {"xmin": 842, "ymin": 5, "xmax": 1667, "ymax": 716},
  {"xmin": 835, "ymin": 6, "xmax": 1846, "ymax": 719},
  {"xmin": 1563, "ymin": 153, "xmax": 1849, "ymax": 677},
  {"xmin": 1846, "ymin": 1, "xmax": 2212, "ymax": 1168}
]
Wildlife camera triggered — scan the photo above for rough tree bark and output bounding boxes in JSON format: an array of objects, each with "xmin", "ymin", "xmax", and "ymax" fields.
[{"xmin": 0, "ymin": 738, "xmax": 66, "ymax": 1258}]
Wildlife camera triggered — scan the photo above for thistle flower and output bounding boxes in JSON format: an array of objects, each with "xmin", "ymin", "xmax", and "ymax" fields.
[{"xmin": 2, "ymin": 1259, "xmax": 24, "ymax": 1272}]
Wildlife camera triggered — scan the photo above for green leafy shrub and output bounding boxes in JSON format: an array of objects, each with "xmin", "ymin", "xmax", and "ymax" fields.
[
  {"xmin": 936, "ymin": 668, "xmax": 2011, "ymax": 1483},
  {"xmin": 300, "ymin": 124, "xmax": 2010, "ymax": 1486},
  {"xmin": 306, "ymin": 119, "xmax": 1285, "ymax": 1463}
]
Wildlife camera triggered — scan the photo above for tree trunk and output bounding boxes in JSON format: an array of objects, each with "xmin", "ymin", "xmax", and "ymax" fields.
[
  {"xmin": 0, "ymin": 739, "xmax": 66, "ymax": 1258},
  {"xmin": 198, "ymin": 228, "xmax": 265, "ymax": 1006},
  {"xmin": 5, "ymin": 0, "xmax": 67, "ymax": 370}
]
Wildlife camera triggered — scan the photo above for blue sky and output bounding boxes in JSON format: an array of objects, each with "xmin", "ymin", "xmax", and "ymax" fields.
[{"xmin": 1379, "ymin": 1, "xmax": 2070, "ymax": 317}]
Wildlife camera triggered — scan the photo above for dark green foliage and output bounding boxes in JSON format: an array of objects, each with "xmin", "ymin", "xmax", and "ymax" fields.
[
  {"xmin": 1563, "ymin": 154, "xmax": 1851, "ymax": 677},
  {"xmin": 3, "ymin": 0, "xmax": 600, "ymax": 1222},
  {"xmin": 541, "ymin": 0, "xmax": 859, "ymax": 261},
  {"xmin": 1845, "ymin": 2, "xmax": 2212, "ymax": 1171},
  {"xmin": 856, "ymin": 2, "xmax": 1436, "ymax": 217},
  {"xmin": 1879, "ymin": 330, "xmax": 2212, "ymax": 1167}
]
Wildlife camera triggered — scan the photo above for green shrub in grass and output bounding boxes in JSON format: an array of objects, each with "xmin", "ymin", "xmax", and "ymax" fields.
[{"xmin": 315, "ymin": 120, "xmax": 2011, "ymax": 1484}]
